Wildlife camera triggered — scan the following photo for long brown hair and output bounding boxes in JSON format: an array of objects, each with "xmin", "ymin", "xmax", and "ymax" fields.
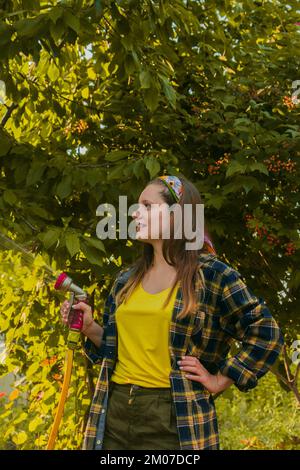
[{"xmin": 115, "ymin": 175, "xmax": 216, "ymax": 320}]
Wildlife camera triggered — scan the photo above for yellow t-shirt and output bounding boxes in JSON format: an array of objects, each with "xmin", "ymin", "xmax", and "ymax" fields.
[{"xmin": 110, "ymin": 280, "xmax": 179, "ymax": 388}]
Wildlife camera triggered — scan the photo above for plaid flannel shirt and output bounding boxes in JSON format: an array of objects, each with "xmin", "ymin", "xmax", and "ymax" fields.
[{"xmin": 82, "ymin": 253, "xmax": 284, "ymax": 450}]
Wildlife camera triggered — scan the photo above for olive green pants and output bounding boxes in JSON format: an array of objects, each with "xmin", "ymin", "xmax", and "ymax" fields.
[{"xmin": 102, "ymin": 381, "xmax": 181, "ymax": 450}]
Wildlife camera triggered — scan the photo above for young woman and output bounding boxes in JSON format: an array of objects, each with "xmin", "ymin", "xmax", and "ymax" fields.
[{"xmin": 60, "ymin": 175, "xmax": 284, "ymax": 450}]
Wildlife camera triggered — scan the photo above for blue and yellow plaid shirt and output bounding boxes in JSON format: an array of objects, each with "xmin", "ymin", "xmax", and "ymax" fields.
[{"xmin": 82, "ymin": 253, "xmax": 284, "ymax": 450}]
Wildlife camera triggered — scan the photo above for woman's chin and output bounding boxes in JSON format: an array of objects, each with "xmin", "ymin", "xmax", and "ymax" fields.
[
  {"xmin": 135, "ymin": 229, "xmax": 155, "ymax": 242},
  {"xmin": 136, "ymin": 232, "xmax": 149, "ymax": 241}
]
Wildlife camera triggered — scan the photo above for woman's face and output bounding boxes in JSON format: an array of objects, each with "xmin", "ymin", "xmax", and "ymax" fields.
[{"xmin": 132, "ymin": 184, "xmax": 174, "ymax": 242}]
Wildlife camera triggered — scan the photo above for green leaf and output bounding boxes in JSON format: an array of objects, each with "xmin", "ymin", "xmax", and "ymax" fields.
[
  {"xmin": 50, "ymin": 19, "xmax": 65, "ymax": 43},
  {"xmin": 39, "ymin": 228, "xmax": 60, "ymax": 249},
  {"xmin": 65, "ymin": 232, "xmax": 81, "ymax": 258},
  {"xmin": 48, "ymin": 6, "xmax": 64, "ymax": 23},
  {"xmin": 40, "ymin": 121, "xmax": 52, "ymax": 139},
  {"xmin": 26, "ymin": 162, "xmax": 46, "ymax": 186},
  {"xmin": 56, "ymin": 175, "xmax": 72, "ymax": 199},
  {"xmin": 84, "ymin": 236, "xmax": 106, "ymax": 253},
  {"xmin": 87, "ymin": 67, "xmax": 97, "ymax": 80},
  {"xmin": 0, "ymin": 131, "xmax": 12, "ymax": 156},
  {"xmin": 203, "ymin": 193, "xmax": 226, "ymax": 210},
  {"xmin": 81, "ymin": 87, "xmax": 89, "ymax": 99},
  {"xmin": 144, "ymin": 88, "xmax": 159, "ymax": 112},
  {"xmin": 81, "ymin": 240, "xmax": 103, "ymax": 266},
  {"xmin": 238, "ymin": 176, "xmax": 261, "ymax": 194},
  {"xmin": 105, "ymin": 150, "xmax": 129, "ymax": 162},
  {"xmin": 27, "ymin": 204, "xmax": 54, "ymax": 220},
  {"xmin": 43, "ymin": 386, "xmax": 57, "ymax": 402},
  {"xmin": 133, "ymin": 159, "xmax": 144, "ymax": 179},
  {"xmin": 248, "ymin": 162, "xmax": 269, "ymax": 176},
  {"xmin": 124, "ymin": 54, "xmax": 137, "ymax": 75},
  {"xmin": 160, "ymin": 76, "xmax": 176, "ymax": 109},
  {"xmin": 233, "ymin": 117, "xmax": 252, "ymax": 129},
  {"xmin": 12, "ymin": 431, "xmax": 28, "ymax": 445},
  {"xmin": 29, "ymin": 417, "xmax": 44, "ymax": 433},
  {"xmin": 3, "ymin": 190, "xmax": 18, "ymax": 206},
  {"xmin": 15, "ymin": 17, "xmax": 44, "ymax": 38},
  {"xmin": 139, "ymin": 70, "xmax": 152, "ymax": 89},
  {"xmin": 144, "ymin": 156, "xmax": 160, "ymax": 178},
  {"xmin": 0, "ymin": 22, "xmax": 12, "ymax": 46},
  {"xmin": 107, "ymin": 164, "xmax": 125, "ymax": 181},
  {"xmin": 26, "ymin": 362, "xmax": 40, "ymax": 378},
  {"xmin": 64, "ymin": 11, "xmax": 80, "ymax": 34},
  {"xmin": 47, "ymin": 61, "xmax": 60, "ymax": 82},
  {"xmin": 0, "ymin": 316, "xmax": 10, "ymax": 332},
  {"xmin": 225, "ymin": 161, "xmax": 245, "ymax": 178}
]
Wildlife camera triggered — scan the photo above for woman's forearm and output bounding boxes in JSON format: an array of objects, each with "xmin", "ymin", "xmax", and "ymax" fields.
[
  {"xmin": 215, "ymin": 371, "xmax": 234, "ymax": 392},
  {"xmin": 83, "ymin": 321, "xmax": 104, "ymax": 349}
]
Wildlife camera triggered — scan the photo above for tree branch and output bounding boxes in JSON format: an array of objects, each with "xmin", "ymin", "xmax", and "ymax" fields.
[
  {"xmin": 258, "ymin": 249, "xmax": 296, "ymax": 301},
  {"xmin": 1, "ymin": 103, "xmax": 18, "ymax": 127}
]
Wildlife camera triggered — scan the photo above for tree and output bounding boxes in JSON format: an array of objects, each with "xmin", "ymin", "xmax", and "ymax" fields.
[{"xmin": 0, "ymin": 0, "xmax": 299, "ymax": 448}]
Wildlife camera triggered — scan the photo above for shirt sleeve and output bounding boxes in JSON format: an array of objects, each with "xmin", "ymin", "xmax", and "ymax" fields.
[
  {"xmin": 217, "ymin": 268, "xmax": 284, "ymax": 392},
  {"xmin": 83, "ymin": 274, "xmax": 120, "ymax": 365},
  {"xmin": 83, "ymin": 292, "xmax": 111, "ymax": 365}
]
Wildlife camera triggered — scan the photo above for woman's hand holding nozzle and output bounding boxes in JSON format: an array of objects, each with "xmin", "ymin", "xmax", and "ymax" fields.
[{"xmin": 60, "ymin": 300, "xmax": 94, "ymax": 334}]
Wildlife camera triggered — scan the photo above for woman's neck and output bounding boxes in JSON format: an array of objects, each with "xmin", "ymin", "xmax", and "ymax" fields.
[{"xmin": 150, "ymin": 242, "xmax": 174, "ymax": 271}]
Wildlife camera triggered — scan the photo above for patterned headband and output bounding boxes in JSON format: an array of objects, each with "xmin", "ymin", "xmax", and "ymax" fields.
[
  {"xmin": 157, "ymin": 175, "xmax": 184, "ymax": 202},
  {"xmin": 157, "ymin": 175, "xmax": 216, "ymax": 254}
]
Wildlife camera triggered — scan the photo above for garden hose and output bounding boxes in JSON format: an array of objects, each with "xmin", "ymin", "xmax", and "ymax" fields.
[{"xmin": 46, "ymin": 349, "xmax": 74, "ymax": 450}]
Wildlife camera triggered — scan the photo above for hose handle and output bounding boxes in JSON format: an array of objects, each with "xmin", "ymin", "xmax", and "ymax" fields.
[{"xmin": 66, "ymin": 293, "xmax": 89, "ymax": 349}]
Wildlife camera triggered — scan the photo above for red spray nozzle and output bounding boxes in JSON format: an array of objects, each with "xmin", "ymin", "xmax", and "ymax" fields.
[
  {"xmin": 55, "ymin": 272, "xmax": 88, "ymax": 344},
  {"xmin": 54, "ymin": 272, "xmax": 87, "ymax": 299},
  {"xmin": 54, "ymin": 272, "xmax": 68, "ymax": 290}
]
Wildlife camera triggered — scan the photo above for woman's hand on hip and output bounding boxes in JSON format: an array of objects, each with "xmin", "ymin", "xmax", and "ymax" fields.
[{"xmin": 177, "ymin": 355, "xmax": 234, "ymax": 394}]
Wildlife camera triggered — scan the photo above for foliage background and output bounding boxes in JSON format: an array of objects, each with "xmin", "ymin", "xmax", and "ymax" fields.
[{"xmin": 0, "ymin": 0, "xmax": 299, "ymax": 449}]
